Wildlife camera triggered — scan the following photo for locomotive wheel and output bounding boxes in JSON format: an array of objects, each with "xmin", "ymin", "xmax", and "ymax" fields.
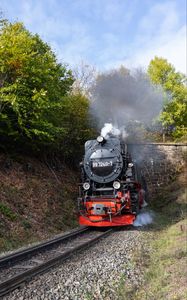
[{"xmin": 130, "ymin": 192, "xmax": 140, "ymax": 214}]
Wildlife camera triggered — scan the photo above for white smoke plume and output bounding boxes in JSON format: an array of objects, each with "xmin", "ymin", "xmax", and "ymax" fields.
[
  {"xmin": 133, "ymin": 210, "xmax": 154, "ymax": 227},
  {"xmin": 101, "ymin": 123, "xmax": 128, "ymax": 140},
  {"xmin": 101, "ymin": 123, "xmax": 120, "ymax": 139}
]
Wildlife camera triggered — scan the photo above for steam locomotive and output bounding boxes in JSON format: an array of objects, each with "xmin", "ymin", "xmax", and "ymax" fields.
[{"xmin": 78, "ymin": 135, "xmax": 145, "ymax": 227}]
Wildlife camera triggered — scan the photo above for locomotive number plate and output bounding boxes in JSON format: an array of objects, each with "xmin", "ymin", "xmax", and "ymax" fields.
[{"xmin": 92, "ymin": 161, "xmax": 113, "ymax": 168}]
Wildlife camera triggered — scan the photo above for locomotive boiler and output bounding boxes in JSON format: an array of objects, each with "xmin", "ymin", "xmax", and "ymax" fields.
[{"xmin": 78, "ymin": 135, "xmax": 144, "ymax": 226}]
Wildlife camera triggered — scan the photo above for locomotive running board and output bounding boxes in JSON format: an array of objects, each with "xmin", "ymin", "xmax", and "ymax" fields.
[{"xmin": 79, "ymin": 214, "xmax": 136, "ymax": 227}]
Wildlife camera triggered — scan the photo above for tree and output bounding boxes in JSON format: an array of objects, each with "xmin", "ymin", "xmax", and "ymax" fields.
[
  {"xmin": 58, "ymin": 93, "xmax": 95, "ymax": 162},
  {"xmin": 0, "ymin": 21, "xmax": 74, "ymax": 149},
  {"xmin": 72, "ymin": 61, "xmax": 97, "ymax": 97},
  {"xmin": 148, "ymin": 57, "xmax": 187, "ymax": 138}
]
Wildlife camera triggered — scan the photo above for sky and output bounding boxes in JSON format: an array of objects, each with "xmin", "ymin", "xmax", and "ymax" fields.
[{"xmin": 0, "ymin": 0, "xmax": 186, "ymax": 73}]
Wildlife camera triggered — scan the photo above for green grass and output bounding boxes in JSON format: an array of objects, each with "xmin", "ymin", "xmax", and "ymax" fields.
[
  {"xmin": 0, "ymin": 202, "xmax": 17, "ymax": 221},
  {"xmin": 0, "ymin": 234, "xmax": 38, "ymax": 252}
]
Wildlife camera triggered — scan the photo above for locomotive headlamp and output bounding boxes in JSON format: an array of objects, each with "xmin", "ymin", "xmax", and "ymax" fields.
[
  {"xmin": 128, "ymin": 163, "xmax": 133, "ymax": 168},
  {"xmin": 97, "ymin": 136, "xmax": 104, "ymax": 143},
  {"xmin": 83, "ymin": 182, "xmax": 90, "ymax": 190},
  {"xmin": 113, "ymin": 181, "xmax": 121, "ymax": 190}
]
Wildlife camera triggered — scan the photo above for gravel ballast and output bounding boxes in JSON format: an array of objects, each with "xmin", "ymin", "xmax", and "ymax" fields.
[{"xmin": 2, "ymin": 228, "xmax": 151, "ymax": 300}]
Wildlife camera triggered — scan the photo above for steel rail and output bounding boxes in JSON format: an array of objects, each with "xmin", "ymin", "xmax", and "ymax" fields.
[
  {"xmin": 0, "ymin": 226, "xmax": 89, "ymax": 267},
  {"xmin": 0, "ymin": 228, "xmax": 112, "ymax": 297}
]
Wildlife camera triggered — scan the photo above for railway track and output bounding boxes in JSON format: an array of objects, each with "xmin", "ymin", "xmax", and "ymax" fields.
[{"xmin": 0, "ymin": 226, "xmax": 112, "ymax": 297}]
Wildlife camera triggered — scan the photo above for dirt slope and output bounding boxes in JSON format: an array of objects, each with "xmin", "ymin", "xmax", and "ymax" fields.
[{"xmin": 0, "ymin": 153, "xmax": 79, "ymax": 252}]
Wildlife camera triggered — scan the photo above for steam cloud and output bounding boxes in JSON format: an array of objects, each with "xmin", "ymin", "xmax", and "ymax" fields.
[
  {"xmin": 90, "ymin": 68, "xmax": 164, "ymax": 130},
  {"xmin": 101, "ymin": 123, "xmax": 120, "ymax": 138},
  {"xmin": 133, "ymin": 210, "xmax": 154, "ymax": 227},
  {"xmin": 100, "ymin": 123, "xmax": 129, "ymax": 140}
]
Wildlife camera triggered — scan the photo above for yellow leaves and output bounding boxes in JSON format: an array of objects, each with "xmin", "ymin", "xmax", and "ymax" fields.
[{"xmin": 8, "ymin": 59, "xmax": 23, "ymax": 73}]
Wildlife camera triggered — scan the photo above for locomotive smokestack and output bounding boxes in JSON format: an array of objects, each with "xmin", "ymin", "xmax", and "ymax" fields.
[{"xmin": 97, "ymin": 135, "xmax": 106, "ymax": 145}]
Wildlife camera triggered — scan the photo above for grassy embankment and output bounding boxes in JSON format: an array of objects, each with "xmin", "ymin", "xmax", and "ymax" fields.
[
  {"xmin": 0, "ymin": 153, "xmax": 79, "ymax": 252},
  {"xmin": 119, "ymin": 171, "xmax": 187, "ymax": 300}
]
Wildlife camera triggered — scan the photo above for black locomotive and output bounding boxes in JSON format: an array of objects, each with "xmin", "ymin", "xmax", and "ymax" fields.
[{"xmin": 78, "ymin": 135, "xmax": 144, "ymax": 226}]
